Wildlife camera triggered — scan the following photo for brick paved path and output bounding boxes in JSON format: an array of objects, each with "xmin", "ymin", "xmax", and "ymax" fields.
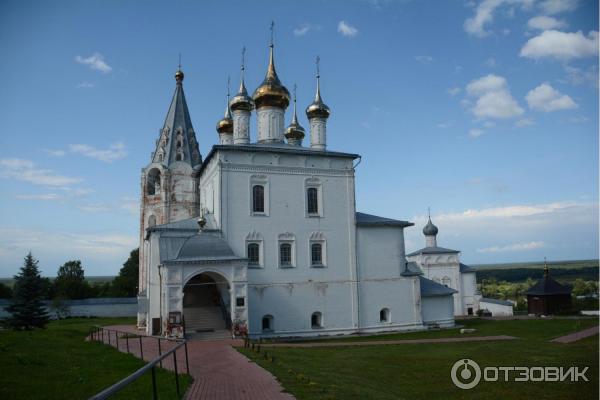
[
  {"xmin": 259, "ymin": 335, "xmax": 518, "ymax": 348},
  {"xmin": 94, "ymin": 325, "xmax": 294, "ymax": 400},
  {"xmin": 550, "ymin": 325, "xmax": 599, "ymax": 343}
]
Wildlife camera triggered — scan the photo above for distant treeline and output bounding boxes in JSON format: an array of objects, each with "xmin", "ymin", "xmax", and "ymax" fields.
[{"xmin": 478, "ymin": 266, "xmax": 599, "ymax": 283}]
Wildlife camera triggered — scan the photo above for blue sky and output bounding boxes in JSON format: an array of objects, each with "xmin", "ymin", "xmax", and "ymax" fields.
[{"xmin": 0, "ymin": 0, "xmax": 597, "ymax": 277}]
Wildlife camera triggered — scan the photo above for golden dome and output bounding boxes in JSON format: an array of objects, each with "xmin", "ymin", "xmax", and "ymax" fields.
[
  {"xmin": 285, "ymin": 86, "xmax": 305, "ymax": 142},
  {"xmin": 175, "ymin": 69, "xmax": 184, "ymax": 82},
  {"xmin": 252, "ymin": 45, "xmax": 290, "ymax": 109},
  {"xmin": 216, "ymin": 117, "xmax": 233, "ymax": 134}
]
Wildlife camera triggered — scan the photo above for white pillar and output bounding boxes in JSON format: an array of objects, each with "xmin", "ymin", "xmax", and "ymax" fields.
[
  {"xmin": 233, "ymin": 110, "xmax": 250, "ymax": 144},
  {"xmin": 426, "ymin": 235, "xmax": 437, "ymax": 248},
  {"xmin": 310, "ymin": 117, "xmax": 327, "ymax": 150},
  {"xmin": 257, "ymin": 107, "xmax": 285, "ymax": 143},
  {"xmin": 220, "ymin": 132, "xmax": 233, "ymax": 145}
]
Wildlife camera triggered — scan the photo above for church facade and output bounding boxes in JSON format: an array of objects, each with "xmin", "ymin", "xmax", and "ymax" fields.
[{"xmin": 137, "ymin": 41, "xmax": 478, "ymax": 338}]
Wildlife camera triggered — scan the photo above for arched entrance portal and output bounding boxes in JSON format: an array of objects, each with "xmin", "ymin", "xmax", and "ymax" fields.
[{"xmin": 183, "ymin": 272, "xmax": 231, "ymax": 338}]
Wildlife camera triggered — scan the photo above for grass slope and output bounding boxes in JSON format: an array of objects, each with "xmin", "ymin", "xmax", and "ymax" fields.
[
  {"xmin": 240, "ymin": 318, "xmax": 599, "ymax": 400},
  {"xmin": 0, "ymin": 318, "xmax": 191, "ymax": 399}
]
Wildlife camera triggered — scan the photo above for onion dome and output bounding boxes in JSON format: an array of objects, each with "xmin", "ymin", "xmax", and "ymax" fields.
[
  {"xmin": 306, "ymin": 57, "xmax": 330, "ymax": 119},
  {"xmin": 285, "ymin": 85, "xmax": 305, "ymax": 144},
  {"xmin": 252, "ymin": 43, "xmax": 290, "ymax": 110},
  {"xmin": 216, "ymin": 103, "xmax": 233, "ymax": 134},
  {"xmin": 230, "ymin": 48, "xmax": 254, "ymax": 112},
  {"xmin": 423, "ymin": 216, "xmax": 438, "ymax": 236}
]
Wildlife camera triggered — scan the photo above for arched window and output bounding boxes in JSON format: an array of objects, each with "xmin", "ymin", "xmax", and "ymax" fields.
[
  {"xmin": 148, "ymin": 215, "xmax": 157, "ymax": 227},
  {"xmin": 176, "ymin": 151, "xmax": 183, "ymax": 161},
  {"xmin": 280, "ymin": 243, "xmax": 292, "ymax": 266},
  {"xmin": 262, "ymin": 315, "xmax": 273, "ymax": 331},
  {"xmin": 252, "ymin": 185, "xmax": 265, "ymax": 213},
  {"xmin": 146, "ymin": 169, "xmax": 161, "ymax": 195},
  {"xmin": 311, "ymin": 243, "xmax": 323, "ymax": 266},
  {"xmin": 307, "ymin": 187, "xmax": 318, "ymax": 214},
  {"xmin": 380, "ymin": 308, "xmax": 390, "ymax": 323},
  {"xmin": 442, "ymin": 277, "xmax": 451, "ymax": 287},
  {"xmin": 247, "ymin": 243, "xmax": 259, "ymax": 265},
  {"xmin": 311, "ymin": 312, "xmax": 322, "ymax": 328}
]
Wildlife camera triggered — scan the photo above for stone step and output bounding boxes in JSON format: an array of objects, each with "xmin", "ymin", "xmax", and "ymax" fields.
[{"xmin": 186, "ymin": 329, "xmax": 232, "ymax": 341}]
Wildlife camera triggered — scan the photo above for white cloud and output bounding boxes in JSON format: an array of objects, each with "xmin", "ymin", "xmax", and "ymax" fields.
[
  {"xmin": 466, "ymin": 74, "xmax": 507, "ymax": 95},
  {"xmin": 437, "ymin": 122, "xmax": 452, "ymax": 129},
  {"xmin": 539, "ymin": 0, "xmax": 578, "ymax": 15},
  {"xmin": 469, "ymin": 128, "xmax": 485, "ymax": 138},
  {"xmin": 437, "ymin": 201, "xmax": 587, "ymax": 220},
  {"xmin": 338, "ymin": 21, "xmax": 358, "ymax": 37},
  {"xmin": 484, "ymin": 57, "xmax": 496, "ymax": 67},
  {"xmin": 68, "ymin": 142, "xmax": 127, "ymax": 163},
  {"xmin": 43, "ymin": 149, "xmax": 66, "ymax": 157},
  {"xmin": 76, "ymin": 81, "xmax": 95, "ymax": 89},
  {"xmin": 466, "ymin": 74, "xmax": 524, "ymax": 119},
  {"xmin": 477, "ymin": 241, "xmax": 545, "ymax": 253},
  {"xmin": 0, "ymin": 158, "xmax": 81, "ymax": 187},
  {"xmin": 75, "ymin": 53, "xmax": 112, "ymax": 73},
  {"xmin": 525, "ymin": 83, "xmax": 577, "ymax": 112},
  {"xmin": 527, "ymin": 15, "xmax": 567, "ymax": 30},
  {"xmin": 520, "ymin": 30, "xmax": 599, "ymax": 60},
  {"xmin": 414, "ymin": 55, "xmax": 434, "ymax": 64},
  {"xmin": 293, "ymin": 23, "xmax": 319, "ymax": 37},
  {"xmin": 0, "ymin": 228, "xmax": 138, "ymax": 275},
  {"xmin": 564, "ymin": 65, "xmax": 599, "ymax": 88},
  {"xmin": 16, "ymin": 193, "xmax": 62, "ymax": 201},
  {"xmin": 515, "ymin": 118, "xmax": 535, "ymax": 127},
  {"xmin": 78, "ymin": 204, "xmax": 112, "ymax": 213},
  {"xmin": 464, "ymin": 0, "xmax": 534, "ymax": 37},
  {"xmin": 447, "ymin": 87, "xmax": 462, "ymax": 96},
  {"xmin": 405, "ymin": 201, "xmax": 597, "ymax": 262}
]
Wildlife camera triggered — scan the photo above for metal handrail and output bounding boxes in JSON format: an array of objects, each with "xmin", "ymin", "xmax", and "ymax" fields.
[{"xmin": 88, "ymin": 326, "xmax": 190, "ymax": 400}]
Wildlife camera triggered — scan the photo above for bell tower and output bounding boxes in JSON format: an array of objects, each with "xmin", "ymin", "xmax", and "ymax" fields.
[{"xmin": 138, "ymin": 67, "xmax": 202, "ymax": 325}]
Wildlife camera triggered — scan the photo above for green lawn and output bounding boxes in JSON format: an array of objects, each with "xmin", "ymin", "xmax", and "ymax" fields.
[
  {"xmin": 0, "ymin": 317, "xmax": 191, "ymax": 399},
  {"xmin": 240, "ymin": 318, "xmax": 599, "ymax": 400},
  {"xmin": 290, "ymin": 317, "xmax": 600, "ymax": 343}
]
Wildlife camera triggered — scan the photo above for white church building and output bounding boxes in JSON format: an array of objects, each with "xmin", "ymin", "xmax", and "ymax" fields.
[{"xmin": 137, "ymin": 39, "xmax": 478, "ymax": 339}]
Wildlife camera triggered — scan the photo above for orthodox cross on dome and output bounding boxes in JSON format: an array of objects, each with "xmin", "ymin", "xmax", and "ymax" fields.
[
  {"xmin": 316, "ymin": 55, "xmax": 320, "ymax": 78},
  {"xmin": 178, "ymin": 53, "xmax": 182, "ymax": 70},
  {"xmin": 270, "ymin": 20, "xmax": 275, "ymax": 47}
]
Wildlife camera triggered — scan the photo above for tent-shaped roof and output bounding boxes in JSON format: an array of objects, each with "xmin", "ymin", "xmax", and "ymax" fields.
[{"xmin": 525, "ymin": 273, "xmax": 571, "ymax": 296}]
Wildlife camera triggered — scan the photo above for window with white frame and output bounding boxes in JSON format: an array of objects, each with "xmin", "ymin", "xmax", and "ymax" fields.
[
  {"xmin": 245, "ymin": 231, "xmax": 263, "ymax": 268},
  {"xmin": 247, "ymin": 243, "xmax": 260, "ymax": 265},
  {"xmin": 278, "ymin": 233, "xmax": 295, "ymax": 268},
  {"xmin": 252, "ymin": 185, "xmax": 264, "ymax": 212},
  {"xmin": 305, "ymin": 178, "xmax": 322, "ymax": 217},
  {"xmin": 250, "ymin": 175, "xmax": 269, "ymax": 216},
  {"xmin": 309, "ymin": 232, "xmax": 326, "ymax": 267}
]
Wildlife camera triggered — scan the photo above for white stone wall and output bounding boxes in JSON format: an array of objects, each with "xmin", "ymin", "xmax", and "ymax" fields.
[
  {"xmin": 356, "ymin": 226, "xmax": 422, "ymax": 331},
  {"xmin": 213, "ymin": 148, "xmax": 358, "ymax": 336},
  {"xmin": 479, "ymin": 300, "xmax": 513, "ymax": 317},
  {"xmin": 257, "ymin": 107, "xmax": 285, "ymax": 143},
  {"xmin": 461, "ymin": 272, "xmax": 479, "ymax": 315},
  {"xmin": 408, "ymin": 253, "xmax": 464, "ymax": 316},
  {"xmin": 421, "ymin": 296, "xmax": 455, "ymax": 327}
]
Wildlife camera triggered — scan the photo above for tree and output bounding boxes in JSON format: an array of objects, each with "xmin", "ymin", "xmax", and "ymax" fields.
[
  {"xmin": 54, "ymin": 260, "xmax": 90, "ymax": 299},
  {"xmin": 0, "ymin": 282, "xmax": 13, "ymax": 299},
  {"xmin": 110, "ymin": 248, "xmax": 139, "ymax": 297},
  {"xmin": 7, "ymin": 253, "xmax": 49, "ymax": 329}
]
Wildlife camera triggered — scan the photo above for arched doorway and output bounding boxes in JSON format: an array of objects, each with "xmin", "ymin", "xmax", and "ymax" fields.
[{"xmin": 183, "ymin": 272, "xmax": 231, "ymax": 338}]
